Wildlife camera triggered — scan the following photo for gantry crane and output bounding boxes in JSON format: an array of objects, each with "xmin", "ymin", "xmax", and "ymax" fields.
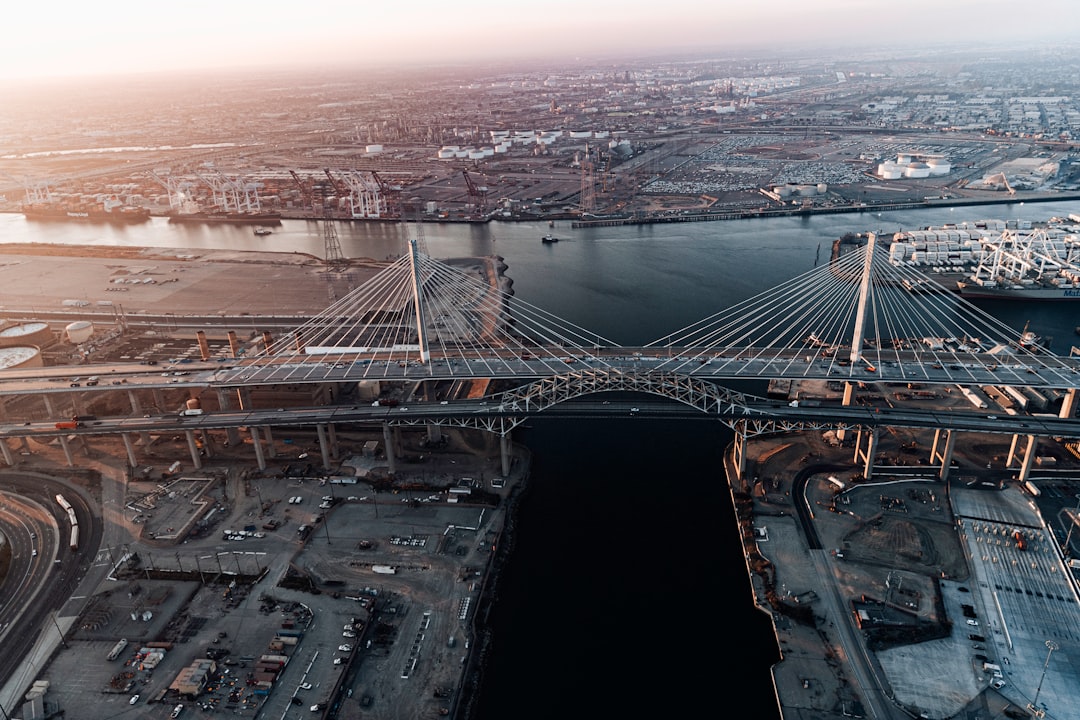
[{"xmin": 461, "ymin": 169, "xmax": 488, "ymax": 216}]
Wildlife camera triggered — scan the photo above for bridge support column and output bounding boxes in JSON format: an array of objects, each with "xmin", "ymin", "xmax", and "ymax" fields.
[
  {"xmin": 58, "ymin": 435, "xmax": 75, "ymax": 467},
  {"xmin": 127, "ymin": 390, "xmax": 153, "ymax": 445},
  {"xmin": 836, "ymin": 383, "xmax": 855, "ymax": 442},
  {"xmin": 382, "ymin": 423, "xmax": 397, "ymax": 476},
  {"xmin": 216, "ymin": 390, "xmax": 242, "ymax": 446},
  {"xmin": 1061, "ymin": 388, "xmax": 1078, "ymax": 419},
  {"xmin": 500, "ymin": 431, "xmax": 511, "ymax": 478},
  {"xmin": 122, "ymin": 433, "xmax": 138, "ymax": 468},
  {"xmin": 263, "ymin": 426, "xmax": 276, "ymax": 458},
  {"xmin": 316, "ymin": 424, "xmax": 332, "ymax": 471},
  {"xmin": 1007, "ymin": 434, "xmax": 1024, "ymax": 467},
  {"xmin": 1017, "ymin": 435, "xmax": 1038, "ymax": 484},
  {"xmin": 327, "ymin": 424, "xmax": 338, "ymax": 460},
  {"xmin": 43, "ymin": 394, "xmax": 56, "ymax": 419},
  {"xmin": 427, "ymin": 424, "xmax": 443, "ymax": 444},
  {"xmin": 0, "ymin": 440, "xmax": 13, "ymax": 466},
  {"xmin": 237, "ymin": 388, "xmax": 253, "ymax": 409},
  {"xmin": 152, "ymin": 389, "xmax": 166, "ymax": 413},
  {"xmin": 854, "ymin": 427, "xmax": 879, "ymax": 481},
  {"xmin": 185, "ymin": 431, "xmax": 203, "ymax": 470},
  {"xmin": 930, "ymin": 428, "xmax": 956, "ymax": 481},
  {"xmin": 250, "ymin": 427, "xmax": 266, "ymax": 471},
  {"xmin": 200, "ymin": 430, "xmax": 213, "ymax": 459}
]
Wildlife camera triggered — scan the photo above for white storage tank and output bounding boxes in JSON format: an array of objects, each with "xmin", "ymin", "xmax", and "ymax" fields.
[
  {"xmin": 0, "ymin": 321, "xmax": 53, "ymax": 348},
  {"xmin": 65, "ymin": 320, "xmax": 94, "ymax": 344},
  {"xmin": 926, "ymin": 158, "xmax": 951, "ymax": 175},
  {"xmin": 0, "ymin": 345, "xmax": 42, "ymax": 369},
  {"xmin": 878, "ymin": 162, "xmax": 902, "ymax": 180},
  {"xmin": 904, "ymin": 162, "xmax": 931, "ymax": 178}
]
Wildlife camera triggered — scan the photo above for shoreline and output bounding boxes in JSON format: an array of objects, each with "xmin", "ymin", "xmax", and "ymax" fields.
[{"xmin": 5, "ymin": 190, "xmax": 1080, "ymax": 232}]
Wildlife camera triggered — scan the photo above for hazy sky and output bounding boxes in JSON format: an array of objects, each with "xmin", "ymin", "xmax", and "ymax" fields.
[{"xmin": 2, "ymin": 0, "xmax": 1074, "ymax": 80}]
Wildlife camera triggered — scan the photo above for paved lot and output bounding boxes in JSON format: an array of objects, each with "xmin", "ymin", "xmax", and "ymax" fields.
[
  {"xmin": 6, "ymin": 419, "xmax": 524, "ymax": 720},
  {"xmin": 734, "ymin": 424, "xmax": 1080, "ymax": 720}
]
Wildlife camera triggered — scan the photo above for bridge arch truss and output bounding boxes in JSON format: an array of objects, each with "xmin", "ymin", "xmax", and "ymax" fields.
[{"xmin": 388, "ymin": 368, "xmax": 853, "ymax": 436}]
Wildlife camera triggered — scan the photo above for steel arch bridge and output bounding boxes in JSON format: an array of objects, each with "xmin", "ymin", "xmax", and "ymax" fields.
[{"xmin": 395, "ymin": 368, "xmax": 770, "ymax": 435}]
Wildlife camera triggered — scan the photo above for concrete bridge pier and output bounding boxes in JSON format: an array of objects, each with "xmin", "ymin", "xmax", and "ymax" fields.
[
  {"xmin": 327, "ymin": 424, "xmax": 338, "ymax": 460},
  {"xmin": 262, "ymin": 426, "xmax": 276, "ymax": 458},
  {"xmin": 1015, "ymin": 435, "xmax": 1038, "ymax": 483},
  {"xmin": 250, "ymin": 427, "xmax": 267, "ymax": 471},
  {"xmin": 427, "ymin": 424, "xmax": 443, "ymax": 444},
  {"xmin": 316, "ymin": 424, "xmax": 332, "ymax": 471},
  {"xmin": 500, "ymin": 431, "xmax": 511, "ymax": 478},
  {"xmin": 185, "ymin": 431, "xmax": 203, "ymax": 470},
  {"xmin": 122, "ymin": 433, "xmax": 138, "ymax": 468},
  {"xmin": 57, "ymin": 435, "xmax": 75, "ymax": 467},
  {"xmin": 854, "ymin": 427, "xmax": 879, "ymax": 480},
  {"xmin": 836, "ymin": 383, "xmax": 855, "ymax": 442},
  {"xmin": 127, "ymin": 390, "xmax": 143, "ymax": 415},
  {"xmin": 1007, "ymin": 433, "xmax": 1024, "ymax": 467},
  {"xmin": 127, "ymin": 390, "xmax": 153, "ymax": 445},
  {"xmin": 0, "ymin": 440, "xmax": 14, "ymax": 466},
  {"xmin": 152, "ymin": 389, "xmax": 167, "ymax": 413},
  {"xmin": 930, "ymin": 428, "xmax": 956, "ymax": 481},
  {"xmin": 216, "ymin": 389, "xmax": 242, "ymax": 446},
  {"xmin": 43, "ymin": 394, "xmax": 56, "ymax": 419},
  {"xmin": 1062, "ymin": 388, "xmax": 1078, "ymax": 419},
  {"xmin": 200, "ymin": 430, "xmax": 213, "ymax": 459},
  {"xmin": 1007, "ymin": 433, "xmax": 1039, "ymax": 469},
  {"xmin": 382, "ymin": 423, "xmax": 397, "ymax": 476}
]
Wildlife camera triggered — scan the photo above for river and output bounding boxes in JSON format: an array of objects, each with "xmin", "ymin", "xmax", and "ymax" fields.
[{"xmin": 2, "ymin": 199, "xmax": 1079, "ymax": 718}]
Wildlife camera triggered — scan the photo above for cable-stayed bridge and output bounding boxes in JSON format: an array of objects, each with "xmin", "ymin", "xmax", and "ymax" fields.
[
  {"xmin": 216, "ymin": 235, "xmax": 1080, "ymax": 391},
  {"xmin": 2, "ymin": 234, "xmax": 1078, "ymax": 481}
]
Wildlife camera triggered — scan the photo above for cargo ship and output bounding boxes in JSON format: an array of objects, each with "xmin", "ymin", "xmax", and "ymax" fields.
[
  {"xmin": 23, "ymin": 200, "xmax": 151, "ymax": 224},
  {"xmin": 955, "ymin": 279, "xmax": 1080, "ymax": 300},
  {"xmin": 168, "ymin": 211, "xmax": 282, "ymax": 226}
]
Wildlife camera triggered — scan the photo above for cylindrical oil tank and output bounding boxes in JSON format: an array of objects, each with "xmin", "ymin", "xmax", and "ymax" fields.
[
  {"xmin": 65, "ymin": 320, "xmax": 94, "ymax": 344},
  {"xmin": 0, "ymin": 345, "xmax": 43, "ymax": 369},
  {"xmin": 0, "ymin": 321, "xmax": 53, "ymax": 348}
]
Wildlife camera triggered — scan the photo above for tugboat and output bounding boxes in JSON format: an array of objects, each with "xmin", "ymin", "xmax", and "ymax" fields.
[
  {"xmin": 253, "ymin": 227, "xmax": 273, "ymax": 236},
  {"xmin": 541, "ymin": 234, "xmax": 559, "ymax": 244}
]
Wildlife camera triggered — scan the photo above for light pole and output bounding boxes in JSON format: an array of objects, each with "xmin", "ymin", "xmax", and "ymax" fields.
[{"xmin": 1030, "ymin": 639, "xmax": 1059, "ymax": 717}]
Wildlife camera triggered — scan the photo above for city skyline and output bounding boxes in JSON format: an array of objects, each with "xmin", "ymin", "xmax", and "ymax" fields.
[{"xmin": 2, "ymin": 0, "xmax": 1075, "ymax": 81}]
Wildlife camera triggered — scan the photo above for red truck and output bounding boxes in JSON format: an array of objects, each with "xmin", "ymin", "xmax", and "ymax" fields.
[{"xmin": 55, "ymin": 421, "xmax": 81, "ymax": 430}]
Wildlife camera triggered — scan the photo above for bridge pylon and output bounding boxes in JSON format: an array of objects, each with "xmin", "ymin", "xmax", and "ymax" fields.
[{"xmin": 408, "ymin": 239, "xmax": 430, "ymax": 363}]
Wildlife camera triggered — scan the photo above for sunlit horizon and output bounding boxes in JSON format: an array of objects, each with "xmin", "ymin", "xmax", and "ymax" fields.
[{"xmin": 2, "ymin": 0, "xmax": 1076, "ymax": 82}]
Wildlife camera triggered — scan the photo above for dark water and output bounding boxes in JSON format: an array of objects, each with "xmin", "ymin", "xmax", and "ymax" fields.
[
  {"xmin": 3, "ymin": 200, "xmax": 1078, "ymax": 718},
  {"xmin": 471, "ymin": 417, "xmax": 779, "ymax": 719}
]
